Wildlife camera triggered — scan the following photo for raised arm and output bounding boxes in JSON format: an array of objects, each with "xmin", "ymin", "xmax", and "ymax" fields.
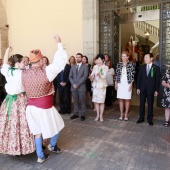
[
  {"xmin": 3, "ymin": 47, "xmax": 12, "ymax": 64},
  {"xmin": 45, "ymin": 35, "xmax": 68, "ymax": 82},
  {"xmin": 1, "ymin": 47, "xmax": 12, "ymax": 77}
]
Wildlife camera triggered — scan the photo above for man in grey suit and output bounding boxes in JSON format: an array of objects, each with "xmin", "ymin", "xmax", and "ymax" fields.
[{"xmin": 69, "ymin": 53, "xmax": 88, "ymax": 121}]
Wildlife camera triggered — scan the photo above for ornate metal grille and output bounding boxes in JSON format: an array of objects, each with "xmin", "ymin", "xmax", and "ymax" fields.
[
  {"xmin": 99, "ymin": 11, "xmax": 112, "ymax": 56},
  {"xmin": 160, "ymin": 1, "xmax": 170, "ymax": 72},
  {"xmin": 113, "ymin": 12, "xmax": 120, "ymax": 65},
  {"xmin": 99, "ymin": 0, "xmax": 161, "ymax": 12}
]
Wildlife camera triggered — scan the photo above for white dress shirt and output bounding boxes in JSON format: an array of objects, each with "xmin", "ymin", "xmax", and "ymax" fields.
[{"xmin": 45, "ymin": 43, "xmax": 68, "ymax": 82}]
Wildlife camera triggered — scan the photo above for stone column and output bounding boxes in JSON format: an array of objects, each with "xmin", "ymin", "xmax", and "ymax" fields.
[
  {"xmin": 0, "ymin": 0, "xmax": 8, "ymax": 59},
  {"xmin": 0, "ymin": 28, "xmax": 8, "ymax": 59},
  {"xmin": 82, "ymin": 0, "xmax": 99, "ymax": 63}
]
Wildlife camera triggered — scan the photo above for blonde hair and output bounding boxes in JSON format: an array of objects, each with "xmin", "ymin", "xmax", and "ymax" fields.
[
  {"xmin": 121, "ymin": 51, "xmax": 130, "ymax": 57},
  {"xmin": 69, "ymin": 56, "xmax": 76, "ymax": 65}
]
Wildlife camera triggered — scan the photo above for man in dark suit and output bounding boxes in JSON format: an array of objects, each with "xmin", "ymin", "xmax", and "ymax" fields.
[
  {"xmin": 133, "ymin": 58, "xmax": 140, "ymax": 86},
  {"xmin": 54, "ymin": 64, "xmax": 71, "ymax": 114},
  {"xmin": 136, "ymin": 53, "xmax": 160, "ymax": 126},
  {"xmin": 69, "ymin": 53, "xmax": 88, "ymax": 121}
]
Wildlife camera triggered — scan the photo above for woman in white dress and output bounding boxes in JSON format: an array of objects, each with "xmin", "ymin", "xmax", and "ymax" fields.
[
  {"xmin": 115, "ymin": 51, "xmax": 135, "ymax": 120},
  {"xmin": 89, "ymin": 54, "xmax": 108, "ymax": 122}
]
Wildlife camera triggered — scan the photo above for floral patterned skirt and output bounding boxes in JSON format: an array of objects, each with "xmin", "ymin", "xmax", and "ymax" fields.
[
  {"xmin": 0, "ymin": 95, "xmax": 35, "ymax": 155},
  {"xmin": 92, "ymin": 87, "xmax": 106, "ymax": 103}
]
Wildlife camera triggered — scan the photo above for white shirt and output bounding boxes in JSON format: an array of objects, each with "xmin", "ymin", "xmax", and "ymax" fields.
[
  {"xmin": 76, "ymin": 62, "xmax": 82, "ymax": 71},
  {"xmin": 106, "ymin": 68, "xmax": 115, "ymax": 86},
  {"xmin": 1, "ymin": 64, "xmax": 25, "ymax": 95},
  {"xmin": 25, "ymin": 65, "xmax": 30, "ymax": 70},
  {"xmin": 147, "ymin": 63, "xmax": 152, "ymax": 69},
  {"xmin": 45, "ymin": 43, "xmax": 68, "ymax": 82}
]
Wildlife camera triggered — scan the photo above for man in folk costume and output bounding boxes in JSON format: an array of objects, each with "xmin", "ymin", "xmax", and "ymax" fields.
[{"xmin": 22, "ymin": 35, "xmax": 67, "ymax": 163}]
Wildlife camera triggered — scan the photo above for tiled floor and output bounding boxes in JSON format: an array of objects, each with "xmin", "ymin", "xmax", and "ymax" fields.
[{"xmin": 0, "ymin": 94, "xmax": 170, "ymax": 170}]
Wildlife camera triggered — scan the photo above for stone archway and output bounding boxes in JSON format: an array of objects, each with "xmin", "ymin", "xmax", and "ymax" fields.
[{"xmin": 0, "ymin": 0, "xmax": 8, "ymax": 59}]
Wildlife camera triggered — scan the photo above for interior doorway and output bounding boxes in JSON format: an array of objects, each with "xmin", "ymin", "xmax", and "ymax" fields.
[
  {"xmin": 119, "ymin": 8, "xmax": 160, "ymax": 105},
  {"xmin": 119, "ymin": 7, "xmax": 160, "ymax": 65}
]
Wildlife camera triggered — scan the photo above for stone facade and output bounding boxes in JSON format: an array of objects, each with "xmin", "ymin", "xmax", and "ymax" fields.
[
  {"xmin": 82, "ymin": 0, "xmax": 99, "ymax": 63},
  {"xmin": 0, "ymin": 0, "xmax": 8, "ymax": 59}
]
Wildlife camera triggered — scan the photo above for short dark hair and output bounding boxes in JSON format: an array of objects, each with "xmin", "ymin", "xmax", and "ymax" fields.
[
  {"xmin": 76, "ymin": 53, "xmax": 83, "ymax": 58},
  {"xmin": 95, "ymin": 54, "xmax": 104, "ymax": 60},
  {"xmin": 83, "ymin": 56, "xmax": 88, "ymax": 63},
  {"xmin": 149, "ymin": 53, "xmax": 154, "ymax": 58}
]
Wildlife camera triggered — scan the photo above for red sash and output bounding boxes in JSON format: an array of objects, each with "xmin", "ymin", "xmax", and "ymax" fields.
[{"xmin": 28, "ymin": 94, "xmax": 53, "ymax": 109}]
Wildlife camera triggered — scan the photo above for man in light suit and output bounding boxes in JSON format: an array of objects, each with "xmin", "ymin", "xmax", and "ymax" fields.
[
  {"xmin": 69, "ymin": 53, "xmax": 88, "ymax": 121},
  {"xmin": 136, "ymin": 53, "xmax": 160, "ymax": 126}
]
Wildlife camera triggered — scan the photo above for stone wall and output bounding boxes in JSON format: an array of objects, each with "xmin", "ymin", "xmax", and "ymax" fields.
[
  {"xmin": 0, "ymin": 0, "xmax": 8, "ymax": 59},
  {"xmin": 82, "ymin": 0, "xmax": 99, "ymax": 63}
]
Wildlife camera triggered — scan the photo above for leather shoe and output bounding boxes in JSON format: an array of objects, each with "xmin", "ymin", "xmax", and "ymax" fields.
[
  {"xmin": 136, "ymin": 119, "xmax": 144, "ymax": 124},
  {"xmin": 81, "ymin": 116, "xmax": 85, "ymax": 121},
  {"xmin": 148, "ymin": 121, "xmax": 153, "ymax": 126},
  {"xmin": 70, "ymin": 114, "xmax": 79, "ymax": 120}
]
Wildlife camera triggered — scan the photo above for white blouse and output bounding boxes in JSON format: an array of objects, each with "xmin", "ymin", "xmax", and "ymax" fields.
[
  {"xmin": 106, "ymin": 68, "xmax": 115, "ymax": 86},
  {"xmin": 1, "ymin": 43, "xmax": 68, "ymax": 95},
  {"xmin": 1, "ymin": 64, "xmax": 25, "ymax": 95}
]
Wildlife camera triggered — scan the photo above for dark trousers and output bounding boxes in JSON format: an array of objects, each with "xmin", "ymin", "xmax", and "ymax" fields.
[
  {"xmin": 58, "ymin": 86, "xmax": 71, "ymax": 112},
  {"xmin": 53, "ymin": 85, "xmax": 57, "ymax": 104},
  {"xmin": 139, "ymin": 92, "xmax": 154, "ymax": 122},
  {"xmin": 0, "ymin": 86, "xmax": 6, "ymax": 106},
  {"xmin": 105, "ymin": 86, "xmax": 113, "ymax": 107},
  {"xmin": 72, "ymin": 90, "xmax": 86, "ymax": 116}
]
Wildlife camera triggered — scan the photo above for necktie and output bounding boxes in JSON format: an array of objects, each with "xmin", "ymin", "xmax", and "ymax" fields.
[
  {"xmin": 76, "ymin": 64, "xmax": 79, "ymax": 75},
  {"xmin": 147, "ymin": 65, "xmax": 150, "ymax": 76}
]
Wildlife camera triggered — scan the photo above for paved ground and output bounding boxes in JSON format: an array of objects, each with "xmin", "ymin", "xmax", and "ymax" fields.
[{"xmin": 0, "ymin": 94, "xmax": 170, "ymax": 170}]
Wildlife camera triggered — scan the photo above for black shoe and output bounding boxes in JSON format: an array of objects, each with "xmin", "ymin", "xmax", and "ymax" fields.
[
  {"xmin": 42, "ymin": 145, "xmax": 46, "ymax": 150},
  {"xmin": 53, "ymin": 145, "xmax": 62, "ymax": 154},
  {"xmin": 136, "ymin": 118, "xmax": 144, "ymax": 124},
  {"xmin": 164, "ymin": 121, "xmax": 169, "ymax": 127},
  {"xmin": 66, "ymin": 110, "xmax": 71, "ymax": 114},
  {"xmin": 148, "ymin": 121, "xmax": 153, "ymax": 126},
  {"xmin": 37, "ymin": 154, "xmax": 51, "ymax": 163},
  {"xmin": 60, "ymin": 111, "xmax": 66, "ymax": 114},
  {"xmin": 70, "ymin": 114, "xmax": 79, "ymax": 119},
  {"xmin": 48, "ymin": 144, "xmax": 62, "ymax": 154},
  {"xmin": 81, "ymin": 116, "xmax": 85, "ymax": 121}
]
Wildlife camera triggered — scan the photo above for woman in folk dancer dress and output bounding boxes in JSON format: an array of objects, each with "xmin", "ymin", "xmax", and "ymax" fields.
[{"xmin": 0, "ymin": 47, "xmax": 35, "ymax": 155}]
